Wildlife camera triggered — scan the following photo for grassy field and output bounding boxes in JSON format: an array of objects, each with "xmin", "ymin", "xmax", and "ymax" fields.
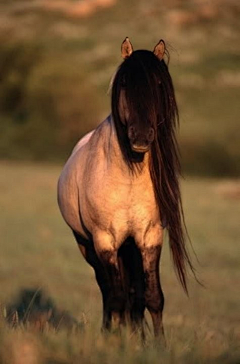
[
  {"xmin": 0, "ymin": 1, "xmax": 239, "ymax": 362},
  {"xmin": 0, "ymin": 161, "xmax": 239, "ymax": 363}
]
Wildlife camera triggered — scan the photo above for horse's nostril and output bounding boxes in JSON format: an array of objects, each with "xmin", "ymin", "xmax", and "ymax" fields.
[{"xmin": 147, "ymin": 128, "xmax": 155, "ymax": 142}]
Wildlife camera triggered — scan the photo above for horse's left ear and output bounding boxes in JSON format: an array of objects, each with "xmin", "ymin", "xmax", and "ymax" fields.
[
  {"xmin": 153, "ymin": 39, "xmax": 165, "ymax": 60},
  {"xmin": 121, "ymin": 37, "xmax": 133, "ymax": 59}
]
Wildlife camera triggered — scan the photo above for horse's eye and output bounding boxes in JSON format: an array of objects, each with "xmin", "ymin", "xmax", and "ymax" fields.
[
  {"xmin": 121, "ymin": 77, "xmax": 127, "ymax": 88},
  {"xmin": 121, "ymin": 80, "xmax": 126, "ymax": 88}
]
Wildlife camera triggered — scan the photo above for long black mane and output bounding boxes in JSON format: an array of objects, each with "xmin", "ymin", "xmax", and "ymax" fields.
[{"xmin": 111, "ymin": 49, "xmax": 194, "ymax": 292}]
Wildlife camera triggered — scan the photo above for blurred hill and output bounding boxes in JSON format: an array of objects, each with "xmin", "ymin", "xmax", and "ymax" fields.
[{"xmin": 0, "ymin": 0, "xmax": 239, "ymax": 175}]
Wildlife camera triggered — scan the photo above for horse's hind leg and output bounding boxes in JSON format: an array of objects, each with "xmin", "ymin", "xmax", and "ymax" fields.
[
  {"xmin": 140, "ymin": 245, "xmax": 164, "ymax": 339},
  {"xmin": 72, "ymin": 231, "xmax": 112, "ymax": 330}
]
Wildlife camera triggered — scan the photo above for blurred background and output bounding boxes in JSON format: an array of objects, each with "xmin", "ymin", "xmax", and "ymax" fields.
[
  {"xmin": 0, "ymin": 1, "xmax": 240, "ymax": 363},
  {"xmin": 0, "ymin": 0, "xmax": 239, "ymax": 175}
]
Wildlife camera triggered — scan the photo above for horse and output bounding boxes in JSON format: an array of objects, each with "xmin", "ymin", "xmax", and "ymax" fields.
[{"xmin": 57, "ymin": 37, "xmax": 194, "ymax": 340}]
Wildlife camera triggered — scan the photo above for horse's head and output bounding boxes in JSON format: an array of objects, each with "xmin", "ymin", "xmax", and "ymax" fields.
[
  {"xmin": 112, "ymin": 38, "xmax": 166, "ymax": 154},
  {"xmin": 118, "ymin": 85, "xmax": 155, "ymax": 153}
]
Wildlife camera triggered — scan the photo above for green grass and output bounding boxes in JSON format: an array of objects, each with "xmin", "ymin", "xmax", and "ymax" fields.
[{"xmin": 0, "ymin": 161, "xmax": 239, "ymax": 363}]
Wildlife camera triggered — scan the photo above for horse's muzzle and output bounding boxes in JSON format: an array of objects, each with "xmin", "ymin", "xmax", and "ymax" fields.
[
  {"xmin": 131, "ymin": 144, "xmax": 150, "ymax": 153},
  {"xmin": 128, "ymin": 126, "xmax": 154, "ymax": 153}
]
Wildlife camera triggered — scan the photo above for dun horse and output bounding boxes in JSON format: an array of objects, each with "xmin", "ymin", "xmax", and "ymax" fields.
[{"xmin": 58, "ymin": 38, "xmax": 194, "ymax": 339}]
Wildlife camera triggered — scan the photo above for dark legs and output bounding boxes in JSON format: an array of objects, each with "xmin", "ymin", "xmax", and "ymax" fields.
[
  {"xmin": 73, "ymin": 231, "xmax": 127, "ymax": 332},
  {"xmin": 141, "ymin": 245, "xmax": 164, "ymax": 338},
  {"xmin": 100, "ymin": 243, "xmax": 164, "ymax": 339},
  {"xmin": 72, "ymin": 231, "xmax": 112, "ymax": 330},
  {"xmin": 98, "ymin": 249, "xmax": 126, "ymax": 329},
  {"xmin": 73, "ymin": 231, "xmax": 164, "ymax": 339},
  {"xmin": 118, "ymin": 241, "xmax": 145, "ymax": 334}
]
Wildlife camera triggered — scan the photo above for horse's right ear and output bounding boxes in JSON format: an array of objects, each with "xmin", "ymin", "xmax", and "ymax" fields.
[
  {"xmin": 121, "ymin": 37, "xmax": 133, "ymax": 59},
  {"xmin": 153, "ymin": 39, "xmax": 165, "ymax": 60}
]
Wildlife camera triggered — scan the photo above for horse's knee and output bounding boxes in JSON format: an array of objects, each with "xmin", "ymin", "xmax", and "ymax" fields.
[
  {"xmin": 93, "ymin": 231, "xmax": 116, "ymax": 263},
  {"xmin": 99, "ymin": 248, "xmax": 117, "ymax": 267}
]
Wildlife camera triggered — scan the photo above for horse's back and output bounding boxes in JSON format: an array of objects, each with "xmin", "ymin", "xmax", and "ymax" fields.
[{"xmin": 71, "ymin": 130, "xmax": 95, "ymax": 155}]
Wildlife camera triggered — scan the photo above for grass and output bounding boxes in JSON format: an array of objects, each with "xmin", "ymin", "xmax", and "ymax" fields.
[
  {"xmin": 0, "ymin": 161, "xmax": 239, "ymax": 363},
  {"xmin": 0, "ymin": 0, "xmax": 240, "ymax": 360}
]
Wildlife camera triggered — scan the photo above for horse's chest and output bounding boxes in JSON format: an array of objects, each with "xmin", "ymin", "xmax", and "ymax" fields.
[
  {"xmin": 106, "ymin": 181, "xmax": 155, "ymax": 215},
  {"xmin": 84, "ymin": 173, "xmax": 158, "ymax": 239}
]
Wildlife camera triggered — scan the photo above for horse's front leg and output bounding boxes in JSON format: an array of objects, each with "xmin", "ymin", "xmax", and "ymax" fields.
[
  {"xmin": 94, "ymin": 232, "xmax": 125, "ymax": 331},
  {"xmin": 136, "ymin": 228, "xmax": 164, "ymax": 339}
]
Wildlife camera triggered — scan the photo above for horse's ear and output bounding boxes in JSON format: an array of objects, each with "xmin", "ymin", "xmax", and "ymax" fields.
[
  {"xmin": 153, "ymin": 39, "xmax": 165, "ymax": 60},
  {"xmin": 121, "ymin": 37, "xmax": 133, "ymax": 59}
]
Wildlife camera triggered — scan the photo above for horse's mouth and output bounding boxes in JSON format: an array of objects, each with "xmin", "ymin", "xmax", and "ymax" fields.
[{"xmin": 131, "ymin": 144, "xmax": 150, "ymax": 153}]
